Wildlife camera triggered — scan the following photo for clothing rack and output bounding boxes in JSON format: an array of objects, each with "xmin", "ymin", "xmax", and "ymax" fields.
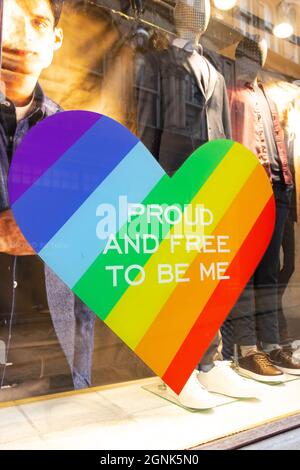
[{"xmin": 84, "ymin": 0, "xmax": 176, "ymax": 36}]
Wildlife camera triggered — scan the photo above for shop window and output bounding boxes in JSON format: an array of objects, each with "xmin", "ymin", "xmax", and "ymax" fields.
[{"xmin": 1, "ymin": 1, "xmax": 300, "ymax": 448}]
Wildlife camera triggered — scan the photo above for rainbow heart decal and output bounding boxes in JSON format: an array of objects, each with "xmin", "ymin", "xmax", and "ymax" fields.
[{"xmin": 8, "ymin": 111, "xmax": 275, "ymax": 393}]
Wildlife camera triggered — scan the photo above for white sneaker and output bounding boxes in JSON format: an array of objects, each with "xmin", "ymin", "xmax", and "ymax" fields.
[
  {"xmin": 166, "ymin": 370, "xmax": 217, "ymax": 409},
  {"xmin": 198, "ymin": 361, "xmax": 261, "ymax": 399}
]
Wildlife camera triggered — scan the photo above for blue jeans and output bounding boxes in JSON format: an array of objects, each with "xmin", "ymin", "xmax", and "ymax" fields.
[
  {"xmin": 0, "ymin": 255, "xmax": 95, "ymax": 389},
  {"xmin": 45, "ymin": 266, "xmax": 96, "ymax": 389}
]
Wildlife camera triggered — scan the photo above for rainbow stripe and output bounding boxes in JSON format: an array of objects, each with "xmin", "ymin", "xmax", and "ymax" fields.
[{"xmin": 8, "ymin": 111, "xmax": 275, "ymax": 393}]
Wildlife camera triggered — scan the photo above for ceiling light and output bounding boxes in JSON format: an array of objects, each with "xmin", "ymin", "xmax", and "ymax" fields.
[
  {"xmin": 273, "ymin": 22, "xmax": 294, "ymax": 38},
  {"xmin": 213, "ymin": 0, "xmax": 237, "ymax": 11},
  {"xmin": 273, "ymin": 2, "xmax": 294, "ymax": 38}
]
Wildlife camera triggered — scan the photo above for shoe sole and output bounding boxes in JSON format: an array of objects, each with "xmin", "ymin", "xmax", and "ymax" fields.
[
  {"xmin": 204, "ymin": 388, "xmax": 259, "ymax": 399},
  {"xmin": 166, "ymin": 386, "xmax": 216, "ymax": 409},
  {"xmin": 237, "ymin": 367, "xmax": 285, "ymax": 383},
  {"xmin": 275, "ymin": 366, "xmax": 300, "ymax": 376}
]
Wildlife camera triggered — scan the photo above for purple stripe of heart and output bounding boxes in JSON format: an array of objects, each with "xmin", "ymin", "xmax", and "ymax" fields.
[{"xmin": 9, "ymin": 110, "xmax": 102, "ymax": 205}]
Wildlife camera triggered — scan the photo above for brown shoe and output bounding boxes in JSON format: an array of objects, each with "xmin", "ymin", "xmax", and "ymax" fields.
[
  {"xmin": 269, "ymin": 348, "xmax": 300, "ymax": 376},
  {"xmin": 237, "ymin": 352, "xmax": 284, "ymax": 383}
]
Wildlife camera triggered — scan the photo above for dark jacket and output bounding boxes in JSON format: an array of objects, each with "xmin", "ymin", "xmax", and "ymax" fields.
[{"xmin": 136, "ymin": 45, "xmax": 232, "ymax": 175}]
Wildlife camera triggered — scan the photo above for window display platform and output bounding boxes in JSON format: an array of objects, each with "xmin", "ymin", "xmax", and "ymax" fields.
[{"xmin": 0, "ymin": 375, "xmax": 300, "ymax": 450}]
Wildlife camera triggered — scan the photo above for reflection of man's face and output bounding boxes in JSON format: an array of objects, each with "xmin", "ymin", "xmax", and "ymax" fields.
[{"xmin": 2, "ymin": 0, "xmax": 63, "ymax": 78}]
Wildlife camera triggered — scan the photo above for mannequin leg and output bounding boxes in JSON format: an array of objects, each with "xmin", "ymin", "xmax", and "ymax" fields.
[
  {"xmin": 255, "ymin": 184, "xmax": 292, "ymax": 348},
  {"xmin": 45, "ymin": 266, "xmax": 96, "ymax": 389},
  {"xmin": 278, "ymin": 213, "xmax": 295, "ymax": 346},
  {"xmin": 197, "ymin": 332, "xmax": 222, "ymax": 372},
  {"xmin": 73, "ymin": 296, "xmax": 96, "ymax": 389},
  {"xmin": 227, "ymin": 277, "xmax": 257, "ymax": 352}
]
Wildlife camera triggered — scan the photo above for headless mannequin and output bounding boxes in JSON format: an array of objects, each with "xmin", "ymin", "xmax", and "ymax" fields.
[
  {"xmin": 158, "ymin": 0, "xmax": 231, "ymax": 173},
  {"xmin": 232, "ymin": 39, "xmax": 281, "ymax": 358},
  {"xmin": 136, "ymin": 0, "xmax": 231, "ymax": 175},
  {"xmin": 228, "ymin": 39, "xmax": 297, "ymax": 379},
  {"xmin": 235, "ymin": 38, "xmax": 282, "ymax": 184},
  {"xmin": 235, "ymin": 37, "xmax": 268, "ymax": 86},
  {"xmin": 174, "ymin": 0, "xmax": 220, "ymax": 372}
]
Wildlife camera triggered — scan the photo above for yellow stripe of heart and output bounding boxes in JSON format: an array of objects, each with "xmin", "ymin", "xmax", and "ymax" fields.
[{"xmin": 105, "ymin": 143, "xmax": 259, "ymax": 348}]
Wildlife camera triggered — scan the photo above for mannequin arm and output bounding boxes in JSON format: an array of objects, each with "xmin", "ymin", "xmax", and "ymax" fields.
[
  {"xmin": 221, "ymin": 78, "xmax": 232, "ymax": 140},
  {"xmin": 135, "ymin": 52, "xmax": 163, "ymax": 160}
]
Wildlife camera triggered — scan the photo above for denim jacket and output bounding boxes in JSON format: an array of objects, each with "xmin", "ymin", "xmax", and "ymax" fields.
[
  {"xmin": 0, "ymin": 85, "xmax": 60, "ymax": 211},
  {"xmin": 228, "ymin": 82, "xmax": 293, "ymax": 185}
]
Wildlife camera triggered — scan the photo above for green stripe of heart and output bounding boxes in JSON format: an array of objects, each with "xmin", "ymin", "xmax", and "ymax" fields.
[{"xmin": 73, "ymin": 139, "xmax": 234, "ymax": 318}]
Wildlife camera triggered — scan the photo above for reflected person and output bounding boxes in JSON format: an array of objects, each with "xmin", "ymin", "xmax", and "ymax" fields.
[{"xmin": 0, "ymin": 0, "xmax": 95, "ymax": 390}]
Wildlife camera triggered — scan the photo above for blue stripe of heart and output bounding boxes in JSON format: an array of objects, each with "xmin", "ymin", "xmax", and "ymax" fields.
[
  {"xmin": 11, "ymin": 116, "xmax": 139, "ymax": 251},
  {"xmin": 38, "ymin": 142, "xmax": 164, "ymax": 288}
]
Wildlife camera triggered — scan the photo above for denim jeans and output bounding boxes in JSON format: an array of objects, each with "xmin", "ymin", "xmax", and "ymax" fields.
[
  {"xmin": 197, "ymin": 333, "xmax": 222, "ymax": 370},
  {"xmin": 0, "ymin": 255, "xmax": 96, "ymax": 389},
  {"xmin": 45, "ymin": 266, "xmax": 96, "ymax": 389},
  {"xmin": 228, "ymin": 183, "xmax": 292, "ymax": 347},
  {"xmin": 277, "ymin": 211, "xmax": 296, "ymax": 345}
]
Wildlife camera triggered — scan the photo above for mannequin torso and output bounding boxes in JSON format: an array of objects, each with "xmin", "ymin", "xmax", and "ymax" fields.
[{"xmin": 136, "ymin": 44, "xmax": 232, "ymax": 175}]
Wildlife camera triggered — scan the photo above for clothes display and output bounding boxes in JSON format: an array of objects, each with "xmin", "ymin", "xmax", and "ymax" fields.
[
  {"xmin": 1, "ymin": 0, "xmax": 300, "ymax": 415},
  {"xmin": 227, "ymin": 37, "xmax": 300, "ymax": 381}
]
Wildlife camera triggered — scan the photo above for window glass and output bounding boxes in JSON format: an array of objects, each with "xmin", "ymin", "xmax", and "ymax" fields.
[{"xmin": 1, "ymin": 1, "xmax": 300, "ymax": 433}]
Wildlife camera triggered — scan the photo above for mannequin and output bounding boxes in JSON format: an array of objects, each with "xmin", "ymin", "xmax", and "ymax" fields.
[
  {"xmin": 137, "ymin": 0, "xmax": 258, "ymax": 408},
  {"xmin": 173, "ymin": 0, "xmax": 211, "ymax": 105},
  {"xmin": 137, "ymin": 0, "xmax": 231, "ymax": 172},
  {"xmin": 228, "ymin": 37, "xmax": 300, "ymax": 381}
]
